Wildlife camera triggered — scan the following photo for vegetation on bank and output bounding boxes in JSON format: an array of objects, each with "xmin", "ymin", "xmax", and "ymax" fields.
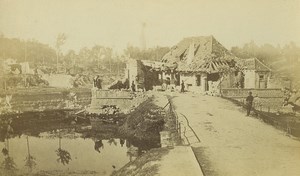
[{"xmin": 119, "ymin": 97, "xmax": 166, "ymax": 141}]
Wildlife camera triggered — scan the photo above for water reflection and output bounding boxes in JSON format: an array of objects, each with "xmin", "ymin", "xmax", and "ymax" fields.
[
  {"xmin": 0, "ymin": 133, "xmax": 159, "ymax": 175},
  {"xmin": 56, "ymin": 134, "xmax": 72, "ymax": 165},
  {"xmin": 108, "ymin": 138, "xmax": 117, "ymax": 146},
  {"xmin": 120, "ymin": 138, "xmax": 125, "ymax": 147},
  {"xmin": 24, "ymin": 136, "xmax": 37, "ymax": 172},
  {"xmin": 0, "ymin": 112, "xmax": 160, "ymax": 175},
  {"xmin": 1, "ymin": 138, "xmax": 17, "ymax": 175},
  {"xmin": 94, "ymin": 139, "xmax": 104, "ymax": 153}
]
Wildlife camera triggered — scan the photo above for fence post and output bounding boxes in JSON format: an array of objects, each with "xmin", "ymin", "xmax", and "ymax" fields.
[{"xmin": 260, "ymin": 105, "xmax": 262, "ymax": 111}]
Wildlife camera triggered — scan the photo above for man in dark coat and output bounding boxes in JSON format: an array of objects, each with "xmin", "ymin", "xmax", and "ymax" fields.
[
  {"xmin": 246, "ymin": 91, "xmax": 254, "ymax": 116},
  {"xmin": 96, "ymin": 76, "xmax": 102, "ymax": 89},
  {"xmin": 131, "ymin": 81, "xmax": 136, "ymax": 92},
  {"xmin": 181, "ymin": 80, "xmax": 185, "ymax": 93}
]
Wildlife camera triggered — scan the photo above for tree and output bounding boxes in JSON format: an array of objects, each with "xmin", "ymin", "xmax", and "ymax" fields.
[
  {"xmin": 55, "ymin": 33, "xmax": 67, "ymax": 73},
  {"xmin": 0, "ymin": 37, "xmax": 56, "ymax": 64},
  {"xmin": 64, "ymin": 50, "xmax": 77, "ymax": 66},
  {"xmin": 91, "ymin": 45, "xmax": 106, "ymax": 68},
  {"xmin": 124, "ymin": 46, "xmax": 170, "ymax": 61}
]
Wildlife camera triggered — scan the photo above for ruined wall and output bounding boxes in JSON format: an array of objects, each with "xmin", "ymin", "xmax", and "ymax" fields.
[
  {"xmin": 220, "ymin": 72, "xmax": 235, "ymax": 89},
  {"xmin": 1, "ymin": 88, "xmax": 91, "ymax": 113},
  {"xmin": 126, "ymin": 60, "xmax": 145, "ymax": 90},
  {"xmin": 244, "ymin": 70, "xmax": 256, "ymax": 88},
  {"xmin": 88, "ymin": 90, "xmax": 148, "ymax": 114}
]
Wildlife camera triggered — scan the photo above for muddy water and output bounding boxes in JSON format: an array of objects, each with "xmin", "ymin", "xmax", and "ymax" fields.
[{"xmin": 0, "ymin": 134, "xmax": 142, "ymax": 175}]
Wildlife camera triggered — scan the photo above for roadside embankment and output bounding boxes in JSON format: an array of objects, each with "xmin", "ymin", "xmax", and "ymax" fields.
[
  {"xmin": 113, "ymin": 92, "xmax": 204, "ymax": 176},
  {"xmin": 223, "ymin": 97, "xmax": 300, "ymax": 138},
  {"xmin": 118, "ymin": 96, "xmax": 166, "ymax": 141}
]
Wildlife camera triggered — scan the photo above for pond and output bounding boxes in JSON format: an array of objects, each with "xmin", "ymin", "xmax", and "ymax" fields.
[
  {"xmin": 0, "ymin": 111, "xmax": 161, "ymax": 175},
  {"xmin": 0, "ymin": 133, "xmax": 143, "ymax": 175}
]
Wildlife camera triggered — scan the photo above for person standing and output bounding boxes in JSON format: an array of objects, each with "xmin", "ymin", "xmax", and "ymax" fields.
[
  {"xmin": 131, "ymin": 81, "xmax": 136, "ymax": 92},
  {"xmin": 96, "ymin": 76, "xmax": 102, "ymax": 89},
  {"xmin": 93, "ymin": 75, "xmax": 98, "ymax": 88},
  {"xmin": 246, "ymin": 91, "xmax": 254, "ymax": 116},
  {"xmin": 181, "ymin": 80, "xmax": 185, "ymax": 93}
]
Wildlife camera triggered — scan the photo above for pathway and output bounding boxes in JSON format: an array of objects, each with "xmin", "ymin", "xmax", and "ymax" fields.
[{"xmin": 171, "ymin": 93, "xmax": 300, "ymax": 176}]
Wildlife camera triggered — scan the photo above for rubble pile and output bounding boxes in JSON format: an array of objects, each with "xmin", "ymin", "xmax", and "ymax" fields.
[
  {"xmin": 108, "ymin": 78, "xmax": 129, "ymax": 90},
  {"xmin": 99, "ymin": 105, "xmax": 120, "ymax": 115},
  {"xmin": 72, "ymin": 74, "xmax": 93, "ymax": 88}
]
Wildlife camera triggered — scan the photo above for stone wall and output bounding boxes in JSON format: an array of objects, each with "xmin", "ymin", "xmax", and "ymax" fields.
[
  {"xmin": 221, "ymin": 88, "xmax": 284, "ymax": 113},
  {"xmin": 88, "ymin": 89, "xmax": 148, "ymax": 114},
  {"xmin": 0, "ymin": 88, "xmax": 91, "ymax": 113}
]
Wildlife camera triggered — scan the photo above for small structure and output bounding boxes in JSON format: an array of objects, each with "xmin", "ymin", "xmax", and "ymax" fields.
[{"xmin": 238, "ymin": 58, "xmax": 271, "ymax": 89}]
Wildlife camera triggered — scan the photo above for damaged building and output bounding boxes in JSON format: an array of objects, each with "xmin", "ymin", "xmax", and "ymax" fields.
[
  {"xmin": 161, "ymin": 36, "xmax": 239, "ymax": 94},
  {"xmin": 237, "ymin": 57, "xmax": 272, "ymax": 89},
  {"xmin": 124, "ymin": 36, "xmax": 281, "ymax": 95}
]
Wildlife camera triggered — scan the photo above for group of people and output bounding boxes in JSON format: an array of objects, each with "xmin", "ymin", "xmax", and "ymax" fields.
[{"xmin": 130, "ymin": 80, "xmax": 186, "ymax": 93}]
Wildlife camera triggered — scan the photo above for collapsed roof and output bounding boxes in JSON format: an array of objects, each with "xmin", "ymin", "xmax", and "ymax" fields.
[
  {"xmin": 161, "ymin": 36, "xmax": 239, "ymax": 73},
  {"xmin": 237, "ymin": 57, "xmax": 271, "ymax": 72}
]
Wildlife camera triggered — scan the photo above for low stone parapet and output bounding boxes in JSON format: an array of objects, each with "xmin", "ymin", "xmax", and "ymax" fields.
[{"xmin": 221, "ymin": 88, "xmax": 284, "ymax": 113}]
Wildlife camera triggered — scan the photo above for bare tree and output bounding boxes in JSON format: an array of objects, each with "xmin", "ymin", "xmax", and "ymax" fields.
[{"xmin": 55, "ymin": 33, "xmax": 67, "ymax": 73}]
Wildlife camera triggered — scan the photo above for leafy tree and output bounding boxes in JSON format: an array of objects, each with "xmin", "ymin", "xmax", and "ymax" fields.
[{"xmin": 0, "ymin": 36, "xmax": 56, "ymax": 64}]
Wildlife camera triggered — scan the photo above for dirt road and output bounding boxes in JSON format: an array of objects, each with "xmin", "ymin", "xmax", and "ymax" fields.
[{"xmin": 171, "ymin": 93, "xmax": 300, "ymax": 176}]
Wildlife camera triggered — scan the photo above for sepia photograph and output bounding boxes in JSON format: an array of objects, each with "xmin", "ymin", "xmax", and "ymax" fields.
[{"xmin": 0, "ymin": 0, "xmax": 300, "ymax": 175}]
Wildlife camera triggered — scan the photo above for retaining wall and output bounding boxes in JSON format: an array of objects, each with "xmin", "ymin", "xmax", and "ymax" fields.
[
  {"xmin": 88, "ymin": 89, "xmax": 148, "ymax": 114},
  {"xmin": 0, "ymin": 88, "xmax": 91, "ymax": 113},
  {"xmin": 221, "ymin": 88, "xmax": 284, "ymax": 113}
]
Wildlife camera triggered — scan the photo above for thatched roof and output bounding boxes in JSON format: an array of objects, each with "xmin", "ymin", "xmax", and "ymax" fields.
[{"xmin": 161, "ymin": 36, "xmax": 239, "ymax": 73}]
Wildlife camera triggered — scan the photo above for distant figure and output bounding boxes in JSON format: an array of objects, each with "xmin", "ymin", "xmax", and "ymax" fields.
[
  {"xmin": 246, "ymin": 91, "xmax": 254, "ymax": 116},
  {"xmin": 96, "ymin": 76, "xmax": 102, "ymax": 89},
  {"xmin": 181, "ymin": 81, "xmax": 185, "ymax": 93},
  {"xmin": 5, "ymin": 95, "xmax": 12, "ymax": 108},
  {"xmin": 131, "ymin": 81, "xmax": 136, "ymax": 92},
  {"xmin": 93, "ymin": 75, "xmax": 98, "ymax": 88}
]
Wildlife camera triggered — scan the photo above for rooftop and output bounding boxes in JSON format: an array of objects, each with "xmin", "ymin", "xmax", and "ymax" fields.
[{"xmin": 161, "ymin": 36, "xmax": 238, "ymax": 73}]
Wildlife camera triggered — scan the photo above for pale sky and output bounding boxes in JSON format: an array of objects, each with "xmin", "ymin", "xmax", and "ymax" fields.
[{"xmin": 1, "ymin": 0, "xmax": 300, "ymax": 53}]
